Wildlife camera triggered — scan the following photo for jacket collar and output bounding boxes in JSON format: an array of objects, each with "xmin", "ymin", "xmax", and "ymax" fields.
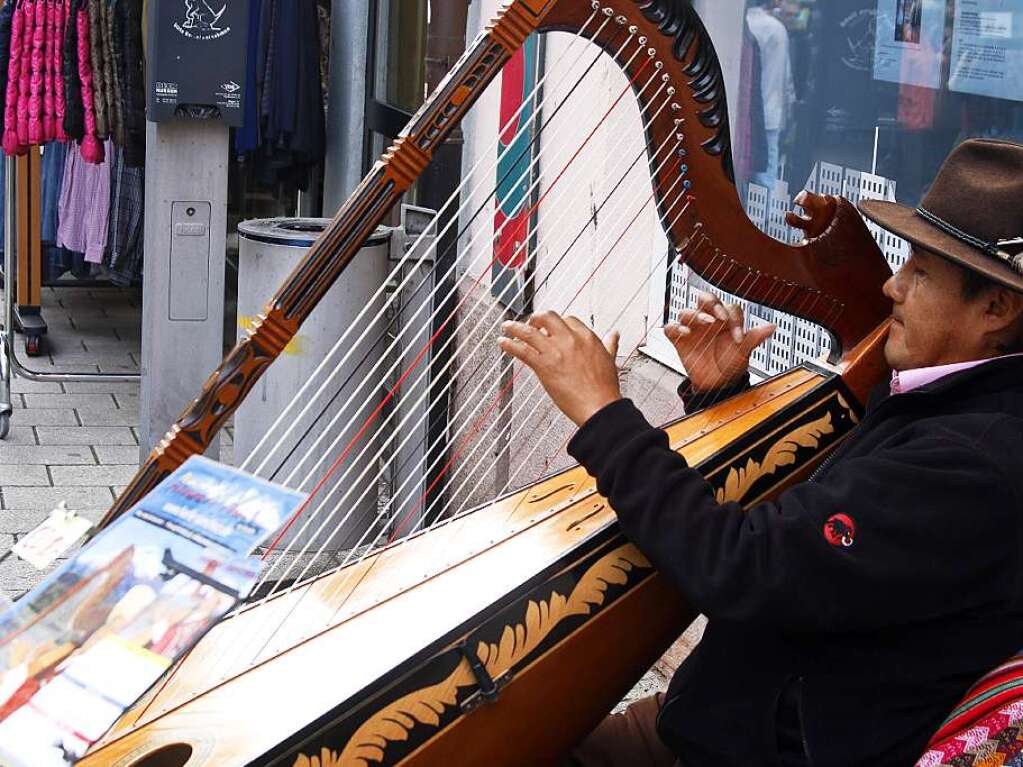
[{"xmin": 867, "ymin": 353, "xmax": 1023, "ymax": 415}]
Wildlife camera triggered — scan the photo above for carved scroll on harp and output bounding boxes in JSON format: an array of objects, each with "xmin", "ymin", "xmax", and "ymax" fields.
[{"xmin": 75, "ymin": 2, "xmax": 894, "ymax": 766}]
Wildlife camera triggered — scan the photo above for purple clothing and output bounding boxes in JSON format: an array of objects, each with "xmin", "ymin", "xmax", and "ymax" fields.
[
  {"xmin": 56, "ymin": 138, "xmax": 111, "ymax": 262},
  {"xmin": 891, "ymin": 352, "xmax": 1023, "ymax": 395}
]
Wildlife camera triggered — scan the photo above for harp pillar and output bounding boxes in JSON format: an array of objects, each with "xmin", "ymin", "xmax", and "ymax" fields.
[{"xmin": 139, "ymin": 119, "xmax": 228, "ymax": 460}]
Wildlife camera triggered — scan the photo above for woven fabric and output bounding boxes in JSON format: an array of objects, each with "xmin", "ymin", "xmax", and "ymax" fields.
[{"xmin": 917, "ymin": 653, "xmax": 1023, "ymax": 766}]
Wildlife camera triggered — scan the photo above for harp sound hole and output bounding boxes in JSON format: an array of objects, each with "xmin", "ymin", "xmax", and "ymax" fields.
[{"xmin": 130, "ymin": 744, "xmax": 194, "ymax": 767}]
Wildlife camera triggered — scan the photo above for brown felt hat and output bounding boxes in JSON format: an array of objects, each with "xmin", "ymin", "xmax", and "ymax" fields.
[{"xmin": 859, "ymin": 138, "xmax": 1023, "ymax": 293}]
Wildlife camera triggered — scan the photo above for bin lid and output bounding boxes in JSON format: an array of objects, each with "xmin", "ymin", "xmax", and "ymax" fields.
[{"xmin": 238, "ymin": 218, "xmax": 391, "ymax": 248}]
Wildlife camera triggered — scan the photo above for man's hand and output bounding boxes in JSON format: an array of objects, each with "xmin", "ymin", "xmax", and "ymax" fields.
[
  {"xmin": 665, "ymin": 291, "xmax": 775, "ymax": 390},
  {"xmin": 499, "ymin": 311, "xmax": 622, "ymax": 427}
]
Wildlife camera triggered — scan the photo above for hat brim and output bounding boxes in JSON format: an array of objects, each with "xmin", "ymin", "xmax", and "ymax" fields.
[{"xmin": 859, "ymin": 199, "xmax": 1023, "ymax": 293}]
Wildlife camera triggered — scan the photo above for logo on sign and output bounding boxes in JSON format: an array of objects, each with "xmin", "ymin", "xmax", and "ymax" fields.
[
  {"xmin": 175, "ymin": 0, "xmax": 231, "ymax": 41},
  {"xmin": 220, "ymin": 81, "xmax": 241, "ymax": 94}
]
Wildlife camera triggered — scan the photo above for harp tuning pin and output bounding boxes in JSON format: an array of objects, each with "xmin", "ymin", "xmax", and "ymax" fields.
[
  {"xmin": 616, "ymin": 15, "xmax": 627, "ymax": 24},
  {"xmin": 655, "ymin": 61, "xmax": 664, "ymax": 69},
  {"xmin": 603, "ymin": 7, "xmax": 614, "ymax": 16},
  {"xmin": 680, "ymin": 163, "xmax": 688, "ymax": 173},
  {"xmin": 671, "ymin": 103, "xmax": 681, "ymax": 111},
  {"xmin": 676, "ymin": 134, "xmax": 685, "ymax": 142},
  {"xmin": 628, "ymin": 25, "xmax": 638, "ymax": 34},
  {"xmin": 684, "ymin": 180, "xmax": 693, "ymax": 189},
  {"xmin": 638, "ymin": 35, "xmax": 648, "ymax": 44},
  {"xmin": 677, "ymin": 148, "xmax": 688, "ymax": 157},
  {"xmin": 673, "ymin": 118, "xmax": 683, "ymax": 125},
  {"xmin": 661, "ymin": 73, "xmax": 670, "ymax": 82},
  {"xmin": 591, "ymin": 0, "xmax": 600, "ymax": 9},
  {"xmin": 666, "ymin": 86, "xmax": 676, "ymax": 95},
  {"xmin": 648, "ymin": 47, "xmax": 657, "ymax": 57}
]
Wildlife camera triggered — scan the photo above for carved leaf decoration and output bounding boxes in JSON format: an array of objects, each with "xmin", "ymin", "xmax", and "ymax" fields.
[
  {"xmin": 311, "ymin": 544, "xmax": 649, "ymax": 767},
  {"xmin": 294, "ymin": 748, "xmax": 344, "ymax": 767},
  {"xmin": 715, "ymin": 413, "xmax": 834, "ymax": 504}
]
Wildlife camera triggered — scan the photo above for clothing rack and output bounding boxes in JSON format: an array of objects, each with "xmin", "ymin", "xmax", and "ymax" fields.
[{"xmin": 0, "ymin": 154, "xmax": 138, "ymax": 440}]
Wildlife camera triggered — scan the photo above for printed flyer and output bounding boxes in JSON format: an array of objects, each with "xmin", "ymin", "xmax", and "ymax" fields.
[
  {"xmin": 0, "ymin": 456, "xmax": 305, "ymax": 767},
  {"xmin": 873, "ymin": 0, "xmax": 947, "ymax": 89},
  {"xmin": 949, "ymin": 0, "xmax": 1023, "ymax": 102}
]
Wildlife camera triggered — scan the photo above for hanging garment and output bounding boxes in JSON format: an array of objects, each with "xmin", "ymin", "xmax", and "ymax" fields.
[
  {"xmin": 105, "ymin": 144, "xmax": 142, "ymax": 285},
  {"xmin": 57, "ymin": 138, "xmax": 111, "ymax": 261},
  {"xmin": 16, "ymin": 0, "xmax": 33, "ymax": 147},
  {"xmin": 249, "ymin": 0, "xmax": 325, "ymax": 192},
  {"xmin": 63, "ymin": 0, "xmax": 85, "ymax": 141},
  {"xmin": 0, "ymin": 0, "xmax": 21, "ymax": 154},
  {"xmin": 40, "ymin": 140, "xmax": 79, "ymax": 282},
  {"xmin": 235, "ymin": 0, "xmax": 262, "ymax": 156},
  {"xmin": 76, "ymin": 0, "xmax": 103, "ymax": 162},
  {"xmin": 119, "ymin": 0, "xmax": 143, "ymax": 166},
  {"xmin": 87, "ymin": 0, "xmax": 108, "ymax": 139},
  {"xmin": 42, "ymin": 0, "xmax": 54, "ymax": 141},
  {"xmin": 28, "ymin": 0, "xmax": 45, "ymax": 144},
  {"xmin": 100, "ymin": 0, "xmax": 120, "ymax": 145},
  {"xmin": 0, "ymin": 0, "xmax": 17, "ymax": 148}
]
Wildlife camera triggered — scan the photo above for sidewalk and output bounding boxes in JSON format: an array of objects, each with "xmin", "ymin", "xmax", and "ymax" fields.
[{"xmin": 0, "ymin": 284, "xmax": 233, "ymax": 601}]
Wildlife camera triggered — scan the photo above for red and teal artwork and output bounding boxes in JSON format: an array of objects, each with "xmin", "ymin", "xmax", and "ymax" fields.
[{"xmin": 492, "ymin": 34, "xmax": 541, "ymax": 316}]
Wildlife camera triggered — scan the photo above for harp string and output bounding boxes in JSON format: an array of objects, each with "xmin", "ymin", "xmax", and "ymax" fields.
[
  {"xmin": 266, "ymin": 44, "xmax": 662, "ymax": 506},
  {"xmin": 258, "ymin": 42, "xmax": 655, "ymax": 558},
  {"xmin": 246, "ymin": 28, "xmax": 646, "ymax": 503},
  {"xmin": 198, "ymin": 38, "xmax": 663, "ymax": 675},
  {"xmin": 133, "ymin": 14, "xmax": 618, "ymax": 711},
  {"xmin": 252, "ymin": 187, "xmax": 696, "ymax": 664},
  {"xmin": 268, "ymin": 173, "xmax": 692, "ymax": 618},
  {"xmin": 246, "ymin": 88, "xmax": 681, "ymax": 602},
  {"xmin": 238, "ymin": 7, "xmax": 606, "ymax": 477},
  {"xmin": 240, "ymin": 131, "xmax": 687, "ymax": 654}
]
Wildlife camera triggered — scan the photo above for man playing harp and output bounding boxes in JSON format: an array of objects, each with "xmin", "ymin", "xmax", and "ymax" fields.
[{"xmin": 500, "ymin": 138, "xmax": 1023, "ymax": 765}]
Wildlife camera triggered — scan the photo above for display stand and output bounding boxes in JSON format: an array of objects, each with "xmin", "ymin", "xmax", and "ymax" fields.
[
  {"xmin": 13, "ymin": 151, "xmax": 46, "ymax": 355},
  {"xmin": 0, "ymin": 156, "xmax": 141, "ymax": 441}
]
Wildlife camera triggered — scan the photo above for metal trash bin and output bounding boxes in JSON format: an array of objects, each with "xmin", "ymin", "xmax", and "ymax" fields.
[{"xmin": 235, "ymin": 218, "xmax": 391, "ymax": 553}]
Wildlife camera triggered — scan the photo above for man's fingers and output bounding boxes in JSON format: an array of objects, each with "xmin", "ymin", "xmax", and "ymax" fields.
[
  {"xmin": 528, "ymin": 310, "xmax": 570, "ymax": 337},
  {"xmin": 502, "ymin": 320, "xmax": 548, "ymax": 355},
  {"xmin": 604, "ymin": 330, "xmax": 620, "ymax": 359},
  {"xmin": 741, "ymin": 323, "xmax": 776, "ymax": 353},
  {"xmin": 664, "ymin": 323, "xmax": 692, "ymax": 343},
  {"xmin": 725, "ymin": 303, "xmax": 745, "ymax": 343},
  {"xmin": 677, "ymin": 308, "xmax": 717, "ymax": 328},
  {"xmin": 498, "ymin": 336, "xmax": 541, "ymax": 366}
]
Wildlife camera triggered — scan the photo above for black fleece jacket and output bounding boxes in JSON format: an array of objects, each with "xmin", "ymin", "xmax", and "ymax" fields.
[{"xmin": 567, "ymin": 356, "xmax": 1023, "ymax": 767}]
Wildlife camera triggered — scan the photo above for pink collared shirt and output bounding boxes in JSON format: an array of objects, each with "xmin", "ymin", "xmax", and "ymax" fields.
[{"xmin": 890, "ymin": 353, "xmax": 1023, "ymax": 395}]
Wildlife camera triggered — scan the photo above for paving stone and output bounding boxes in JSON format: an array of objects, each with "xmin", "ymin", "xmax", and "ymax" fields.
[
  {"xmin": 36, "ymin": 426, "xmax": 136, "ymax": 446},
  {"xmin": 1, "ymin": 409, "xmax": 77, "ymax": 426},
  {"xmin": 0, "ymin": 427, "xmax": 37, "ymax": 446},
  {"xmin": 3, "ymin": 486, "xmax": 113, "ymax": 511},
  {"xmin": 0, "ymin": 465, "xmax": 50, "ymax": 486},
  {"xmin": 62, "ymin": 381, "xmax": 140, "ymax": 394},
  {"xmin": 39, "ymin": 352, "xmax": 137, "ymax": 368},
  {"xmin": 114, "ymin": 393, "xmax": 140, "ymax": 409},
  {"xmin": 23, "ymin": 393, "xmax": 116, "ymax": 409},
  {"xmin": 76, "ymin": 407, "xmax": 139, "ymax": 426},
  {"xmin": 9, "ymin": 378, "xmax": 63, "ymax": 393},
  {"xmin": 97, "ymin": 363, "xmax": 140, "ymax": 374},
  {"xmin": 94, "ymin": 445, "xmax": 141, "ymax": 464},
  {"xmin": 0, "ymin": 445, "xmax": 94, "ymax": 464},
  {"xmin": 79, "ymin": 338, "xmax": 139, "ymax": 353},
  {"xmin": 49, "ymin": 465, "xmax": 138, "ymax": 486}
]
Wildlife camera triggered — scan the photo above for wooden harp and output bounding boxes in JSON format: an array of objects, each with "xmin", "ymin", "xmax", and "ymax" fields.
[{"xmin": 74, "ymin": 1, "xmax": 894, "ymax": 765}]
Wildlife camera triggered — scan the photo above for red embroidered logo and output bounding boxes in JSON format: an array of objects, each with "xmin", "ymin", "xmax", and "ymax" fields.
[{"xmin": 824, "ymin": 514, "xmax": 856, "ymax": 547}]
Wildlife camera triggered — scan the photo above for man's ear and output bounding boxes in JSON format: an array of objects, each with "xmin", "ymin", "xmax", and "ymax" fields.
[{"xmin": 984, "ymin": 286, "xmax": 1023, "ymax": 334}]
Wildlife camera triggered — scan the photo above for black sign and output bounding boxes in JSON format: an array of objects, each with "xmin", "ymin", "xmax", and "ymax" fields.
[{"xmin": 147, "ymin": 1, "xmax": 249, "ymax": 127}]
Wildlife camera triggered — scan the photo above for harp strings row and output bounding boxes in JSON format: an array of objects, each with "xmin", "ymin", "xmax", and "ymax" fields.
[{"xmin": 163, "ymin": 2, "xmax": 846, "ymax": 690}]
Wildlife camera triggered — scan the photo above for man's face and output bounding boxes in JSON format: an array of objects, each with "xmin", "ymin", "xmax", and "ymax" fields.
[{"xmin": 882, "ymin": 249, "xmax": 987, "ymax": 370}]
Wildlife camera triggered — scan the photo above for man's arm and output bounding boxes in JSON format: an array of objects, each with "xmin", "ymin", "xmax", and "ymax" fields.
[{"xmin": 569, "ymin": 399, "xmax": 1019, "ymax": 631}]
